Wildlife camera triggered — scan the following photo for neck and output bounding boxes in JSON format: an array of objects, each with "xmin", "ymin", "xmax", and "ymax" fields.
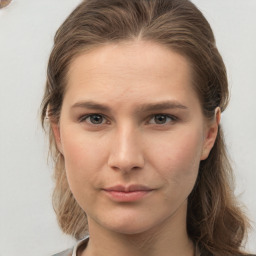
[{"xmin": 82, "ymin": 201, "xmax": 194, "ymax": 256}]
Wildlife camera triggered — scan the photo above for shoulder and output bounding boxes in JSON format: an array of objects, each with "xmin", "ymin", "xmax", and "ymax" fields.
[{"xmin": 51, "ymin": 248, "xmax": 73, "ymax": 256}]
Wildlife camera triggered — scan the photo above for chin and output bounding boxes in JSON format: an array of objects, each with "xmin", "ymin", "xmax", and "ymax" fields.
[
  {"xmin": 108, "ymin": 223, "xmax": 154, "ymax": 235},
  {"xmin": 96, "ymin": 212, "xmax": 169, "ymax": 236}
]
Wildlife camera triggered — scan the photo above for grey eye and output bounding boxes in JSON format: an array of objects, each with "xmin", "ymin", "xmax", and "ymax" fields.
[
  {"xmin": 154, "ymin": 114, "xmax": 168, "ymax": 124},
  {"xmin": 88, "ymin": 114, "xmax": 104, "ymax": 124},
  {"xmin": 148, "ymin": 114, "xmax": 176, "ymax": 125},
  {"xmin": 155, "ymin": 115, "xmax": 167, "ymax": 124}
]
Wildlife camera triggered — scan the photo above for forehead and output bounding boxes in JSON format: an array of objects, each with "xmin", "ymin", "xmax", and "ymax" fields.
[{"xmin": 64, "ymin": 40, "xmax": 198, "ymax": 107}]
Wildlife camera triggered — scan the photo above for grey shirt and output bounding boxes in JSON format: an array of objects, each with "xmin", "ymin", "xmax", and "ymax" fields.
[
  {"xmin": 51, "ymin": 235, "xmax": 202, "ymax": 256},
  {"xmin": 52, "ymin": 237, "xmax": 255, "ymax": 256}
]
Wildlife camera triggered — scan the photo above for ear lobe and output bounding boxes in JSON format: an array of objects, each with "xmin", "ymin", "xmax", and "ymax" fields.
[
  {"xmin": 200, "ymin": 107, "xmax": 221, "ymax": 160},
  {"xmin": 51, "ymin": 122, "xmax": 63, "ymax": 154}
]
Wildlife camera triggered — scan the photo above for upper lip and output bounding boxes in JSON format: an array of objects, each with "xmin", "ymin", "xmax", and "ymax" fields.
[{"xmin": 103, "ymin": 184, "xmax": 153, "ymax": 192}]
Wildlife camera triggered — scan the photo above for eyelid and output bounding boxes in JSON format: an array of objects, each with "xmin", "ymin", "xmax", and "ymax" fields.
[
  {"xmin": 77, "ymin": 113, "xmax": 178, "ymax": 126},
  {"xmin": 78, "ymin": 113, "xmax": 109, "ymax": 124},
  {"xmin": 147, "ymin": 114, "xmax": 178, "ymax": 125}
]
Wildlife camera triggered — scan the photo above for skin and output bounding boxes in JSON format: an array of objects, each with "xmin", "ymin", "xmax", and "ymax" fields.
[{"xmin": 52, "ymin": 40, "xmax": 220, "ymax": 256}]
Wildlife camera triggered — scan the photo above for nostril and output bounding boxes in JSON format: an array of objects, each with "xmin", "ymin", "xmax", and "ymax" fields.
[
  {"xmin": 109, "ymin": 163, "xmax": 143, "ymax": 173},
  {"xmin": 131, "ymin": 166, "xmax": 141, "ymax": 171},
  {"xmin": 108, "ymin": 135, "xmax": 145, "ymax": 172}
]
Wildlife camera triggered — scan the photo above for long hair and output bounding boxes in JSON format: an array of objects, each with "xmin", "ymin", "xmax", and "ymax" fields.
[{"xmin": 41, "ymin": 0, "xmax": 250, "ymax": 254}]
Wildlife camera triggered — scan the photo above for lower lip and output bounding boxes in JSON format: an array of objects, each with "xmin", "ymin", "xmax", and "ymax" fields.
[{"xmin": 103, "ymin": 190, "xmax": 152, "ymax": 202}]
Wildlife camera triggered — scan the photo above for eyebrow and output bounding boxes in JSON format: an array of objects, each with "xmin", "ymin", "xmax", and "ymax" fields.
[
  {"xmin": 138, "ymin": 101, "xmax": 188, "ymax": 112},
  {"xmin": 71, "ymin": 100, "xmax": 188, "ymax": 112},
  {"xmin": 71, "ymin": 101, "xmax": 111, "ymax": 112}
]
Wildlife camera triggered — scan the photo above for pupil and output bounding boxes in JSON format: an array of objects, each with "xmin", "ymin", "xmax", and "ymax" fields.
[
  {"xmin": 90, "ymin": 115, "xmax": 103, "ymax": 124},
  {"xmin": 155, "ymin": 115, "xmax": 166, "ymax": 124}
]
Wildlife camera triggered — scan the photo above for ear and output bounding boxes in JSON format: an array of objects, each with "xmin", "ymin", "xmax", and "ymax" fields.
[
  {"xmin": 200, "ymin": 107, "xmax": 221, "ymax": 160},
  {"xmin": 51, "ymin": 121, "xmax": 63, "ymax": 154}
]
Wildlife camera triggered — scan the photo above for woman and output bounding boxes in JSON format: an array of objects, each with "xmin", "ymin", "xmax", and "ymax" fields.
[{"xmin": 41, "ymin": 0, "xmax": 254, "ymax": 255}]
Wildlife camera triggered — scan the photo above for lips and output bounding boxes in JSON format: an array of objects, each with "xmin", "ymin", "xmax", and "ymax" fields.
[
  {"xmin": 102, "ymin": 185, "xmax": 154, "ymax": 202},
  {"xmin": 104, "ymin": 184, "xmax": 153, "ymax": 192}
]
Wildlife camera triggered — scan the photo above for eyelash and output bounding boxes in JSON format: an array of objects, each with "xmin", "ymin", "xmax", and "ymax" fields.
[
  {"xmin": 78, "ymin": 113, "xmax": 178, "ymax": 126},
  {"xmin": 78, "ymin": 113, "xmax": 109, "ymax": 125},
  {"xmin": 148, "ymin": 114, "xmax": 178, "ymax": 125}
]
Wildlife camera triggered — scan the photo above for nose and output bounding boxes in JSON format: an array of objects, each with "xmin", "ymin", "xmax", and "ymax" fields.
[{"xmin": 107, "ymin": 126, "xmax": 145, "ymax": 173}]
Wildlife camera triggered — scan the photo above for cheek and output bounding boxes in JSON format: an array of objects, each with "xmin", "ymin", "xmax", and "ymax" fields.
[
  {"xmin": 147, "ymin": 128, "xmax": 204, "ymax": 182},
  {"xmin": 59, "ymin": 129, "xmax": 110, "ymax": 212},
  {"xmin": 60, "ymin": 128, "xmax": 108, "ymax": 187}
]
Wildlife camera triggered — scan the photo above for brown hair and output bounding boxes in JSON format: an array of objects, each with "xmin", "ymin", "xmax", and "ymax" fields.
[{"xmin": 41, "ymin": 0, "xmax": 250, "ymax": 254}]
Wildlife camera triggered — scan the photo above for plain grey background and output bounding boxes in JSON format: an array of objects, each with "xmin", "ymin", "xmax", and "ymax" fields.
[{"xmin": 0, "ymin": 0, "xmax": 255, "ymax": 255}]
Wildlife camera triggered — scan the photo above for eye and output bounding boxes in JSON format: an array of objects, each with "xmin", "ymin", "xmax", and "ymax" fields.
[
  {"xmin": 79, "ymin": 114, "xmax": 107, "ymax": 125},
  {"xmin": 148, "ymin": 114, "xmax": 176, "ymax": 125}
]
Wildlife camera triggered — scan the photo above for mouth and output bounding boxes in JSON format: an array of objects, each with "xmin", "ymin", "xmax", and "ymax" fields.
[{"xmin": 102, "ymin": 184, "xmax": 154, "ymax": 202}]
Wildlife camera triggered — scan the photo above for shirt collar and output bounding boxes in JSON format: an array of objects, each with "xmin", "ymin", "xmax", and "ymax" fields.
[
  {"xmin": 72, "ymin": 235, "xmax": 89, "ymax": 256},
  {"xmin": 71, "ymin": 236, "xmax": 201, "ymax": 256}
]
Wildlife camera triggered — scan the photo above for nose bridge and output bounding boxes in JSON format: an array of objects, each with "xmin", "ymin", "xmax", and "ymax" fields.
[{"xmin": 108, "ymin": 122, "xmax": 144, "ymax": 172}]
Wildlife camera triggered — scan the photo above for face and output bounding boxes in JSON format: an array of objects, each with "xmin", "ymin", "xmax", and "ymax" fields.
[{"xmin": 52, "ymin": 41, "xmax": 218, "ymax": 235}]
